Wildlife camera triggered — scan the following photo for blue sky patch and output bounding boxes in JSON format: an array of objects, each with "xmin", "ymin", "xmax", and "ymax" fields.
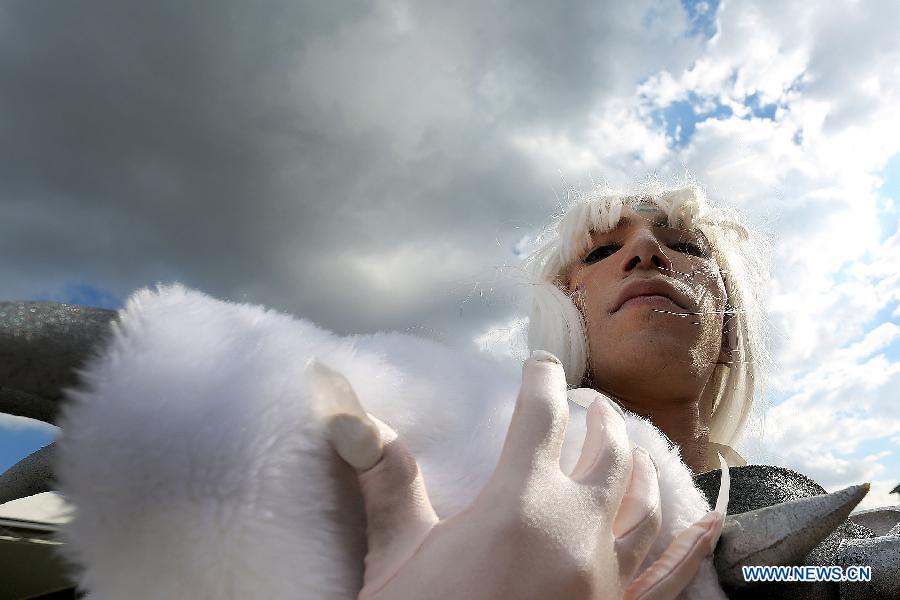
[
  {"xmin": 32, "ymin": 281, "xmax": 123, "ymax": 310},
  {"xmin": 680, "ymin": 0, "xmax": 720, "ymax": 38},
  {"xmin": 846, "ymin": 437, "xmax": 900, "ymax": 477},
  {"xmin": 885, "ymin": 332, "xmax": 900, "ymax": 365},
  {"xmin": 743, "ymin": 92, "xmax": 777, "ymax": 120},
  {"xmin": 650, "ymin": 92, "xmax": 733, "ymax": 148},
  {"xmin": 0, "ymin": 426, "xmax": 55, "ymax": 473},
  {"xmin": 877, "ymin": 151, "xmax": 900, "ymax": 242}
]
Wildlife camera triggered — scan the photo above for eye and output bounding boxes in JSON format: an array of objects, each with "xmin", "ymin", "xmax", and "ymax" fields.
[
  {"xmin": 669, "ymin": 242, "xmax": 708, "ymax": 258},
  {"xmin": 583, "ymin": 244, "xmax": 621, "ymax": 264}
]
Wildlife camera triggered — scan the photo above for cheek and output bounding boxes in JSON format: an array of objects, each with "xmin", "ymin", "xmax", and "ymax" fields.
[
  {"xmin": 687, "ymin": 261, "xmax": 727, "ymax": 312},
  {"xmin": 571, "ymin": 270, "xmax": 611, "ymax": 313},
  {"xmin": 581, "ymin": 295, "xmax": 606, "ymax": 328},
  {"xmin": 568, "ymin": 269, "xmax": 599, "ymax": 312},
  {"xmin": 569, "ymin": 281, "xmax": 608, "ymax": 336},
  {"xmin": 691, "ymin": 265, "xmax": 728, "ymax": 346}
]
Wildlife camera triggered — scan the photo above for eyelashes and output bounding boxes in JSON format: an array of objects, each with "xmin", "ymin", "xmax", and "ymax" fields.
[
  {"xmin": 582, "ymin": 244, "xmax": 622, "ymax": 264},
  {"xmin": 669, "ymin": 242, "xmax": 709, "ymax": 258},
  {"xmin": 581, "ymin": 241, "xmax": 709, "ymax": 264}
]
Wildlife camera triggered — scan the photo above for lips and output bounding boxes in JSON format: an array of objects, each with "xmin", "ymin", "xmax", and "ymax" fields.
[{"xmin": 611, "ymin": 278, "xmax": 688, "ymax": 313}]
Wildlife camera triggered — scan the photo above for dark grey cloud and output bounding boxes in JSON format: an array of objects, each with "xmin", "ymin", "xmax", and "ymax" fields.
[{"xmin": 0, "ymin": 0, "xmax": 704, "ymax": 347}]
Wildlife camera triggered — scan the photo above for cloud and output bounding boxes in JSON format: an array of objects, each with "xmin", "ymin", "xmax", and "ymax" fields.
[
  {"xmin": 0, "ymin": 414, "xmax": 59, "ymax": 433},
  {"xmin": 0, "ymin": 0, "xmax": 709, "ymax": 345}
]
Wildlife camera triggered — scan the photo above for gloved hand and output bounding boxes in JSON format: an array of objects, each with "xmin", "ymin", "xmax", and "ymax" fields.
[{"xmin": 307, "ymin": 351, "xmax": 724, "ymax": 600}]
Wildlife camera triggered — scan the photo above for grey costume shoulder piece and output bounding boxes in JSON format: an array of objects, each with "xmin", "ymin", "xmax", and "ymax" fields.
[
  {"xmin": 0, "ymin": 301, "xmax": 116, "ymax": 503},
  {"xmin": 695, "ymin": 466, "xmax": 900, "ymax": 599},
  {"xmin": 1, "ymin": 301, "xmax": 898, "ymax": 599}
]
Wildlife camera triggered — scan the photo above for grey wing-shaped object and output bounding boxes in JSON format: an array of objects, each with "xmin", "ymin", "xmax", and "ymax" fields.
[
  {"xmin": 0, "ymin": 301, "xmax": 118, "ymax": 503},
  {"xmin": 697, "ymin": 466, "xmax": 900, "ymax": 599},
  {"xmin": 849, "ymin": 507, "xmax": 900, "ymax": 537}
]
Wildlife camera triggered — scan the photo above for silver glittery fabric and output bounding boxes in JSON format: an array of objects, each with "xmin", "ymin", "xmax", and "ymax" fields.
[
  {"xmin": 695, "ymin": 465, "xmax": 876, "ymax": 600},
  {"xmin": 0, "ymin": 301, "xmax": 117, "ymax": 423}
]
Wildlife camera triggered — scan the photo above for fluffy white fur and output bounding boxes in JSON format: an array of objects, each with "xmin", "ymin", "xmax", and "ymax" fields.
[{"xmin": 55, "ymin": 283, "xmax": 726, "ymax": 599}]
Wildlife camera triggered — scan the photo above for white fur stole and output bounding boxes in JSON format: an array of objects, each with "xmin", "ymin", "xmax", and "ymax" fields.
[{"xmin": 55, "ymin": 283, "xmax": 726, "ymax": 599}]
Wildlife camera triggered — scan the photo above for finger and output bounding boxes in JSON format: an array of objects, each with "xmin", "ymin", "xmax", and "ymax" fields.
[
  {"xmin": 570, "ymin": 395, "xmax": 631, "ymax": 510},
  {"xmin": 613, "ymin": 448, "xmax": 662, "ymax": 583},
  {"xmin": 491, "ymin": 350, "xmax": 569, "ymax": 483},
  {"xmin": 343, "ymin": 415, "xmax": 440, "ymax": 593},
  {"xmin": 306, "ymin": 357, "xmax": 383, "ymax": 470},
  {"xmin": 569, "ymin": 394, "xmax": 628, "ymax": 480},
  {"xmin": 357, "ymin": 416, "xmax": 439, "ymax": 563},
  {"xmin": 306, "ymin": 358, "xmax": 439, "ymax": 586},
  {"xmin": 623, "ymin": 511, "xmax": 724, "ymax": 600}
]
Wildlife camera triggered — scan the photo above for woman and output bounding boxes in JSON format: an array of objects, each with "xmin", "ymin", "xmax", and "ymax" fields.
[
  {"xmin": 327, "ymin": 179, "xmax": 763, "ymax": 598},
  {"xmin": 522, "ymin": 180, "xmax": 770, "ymax": 472}
]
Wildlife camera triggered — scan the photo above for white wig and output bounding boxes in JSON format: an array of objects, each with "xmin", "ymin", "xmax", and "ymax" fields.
[{"xmin": 521, "ymin": 177, "xmax": 772, "ymax": 447}]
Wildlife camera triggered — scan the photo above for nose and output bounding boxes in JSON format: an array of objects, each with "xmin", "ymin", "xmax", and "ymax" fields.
[{"xmin": 618, "ymin": 229, "xmax": 672, "ymax": 274}]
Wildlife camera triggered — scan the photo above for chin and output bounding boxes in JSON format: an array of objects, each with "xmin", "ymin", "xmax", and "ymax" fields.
[{"xmin": 599, "ymin": 318, "xmax": 717, "ymax": 365}]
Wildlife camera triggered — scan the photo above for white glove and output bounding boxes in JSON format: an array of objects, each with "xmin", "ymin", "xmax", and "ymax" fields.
[{"xmin": 307, "ymin": 351, "xmax": 724, "ymax": 600}]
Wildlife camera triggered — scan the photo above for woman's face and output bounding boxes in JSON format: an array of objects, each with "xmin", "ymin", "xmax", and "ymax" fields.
[{"xmin": 565, "ymin": 203, "xmax": 729, "ymax": 416}]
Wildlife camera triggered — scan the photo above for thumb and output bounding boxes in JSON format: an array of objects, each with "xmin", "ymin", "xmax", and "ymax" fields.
[
  {"xmin": 305, "ymin": 358, "xmax": 438, "ymax": 587},
  {"xmin": 355, "ymin": 416, "xmax": 439, "ymax": 587}
]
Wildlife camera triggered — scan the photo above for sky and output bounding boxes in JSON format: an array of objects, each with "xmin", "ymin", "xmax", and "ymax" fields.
[{"xmin": 1, "ymin": 0, "xmax": 899, "ymax": 510}]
